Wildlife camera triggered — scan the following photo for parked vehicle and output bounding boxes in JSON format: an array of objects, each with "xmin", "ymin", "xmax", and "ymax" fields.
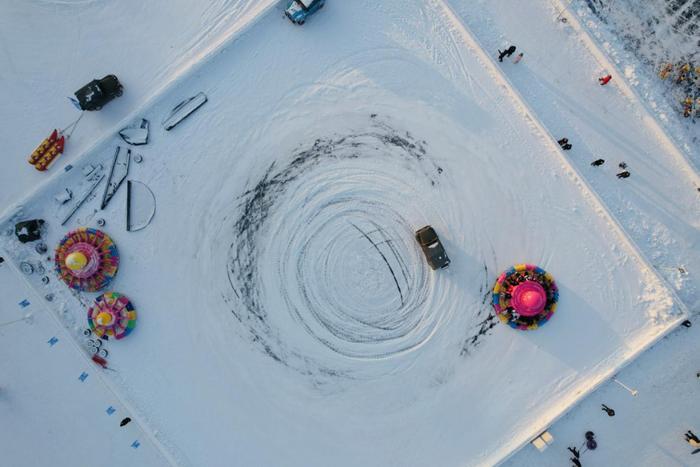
[
  {"xmin": 73, "ymin": 75, "xmax": 123, "ymax": 111},
  {"xmin": 285, "ymin": 0, "xmax": 325, "ymax": 25},
  {"xmin": 415, "ymin": 226, "xmax": 450, "ymax": 270}
]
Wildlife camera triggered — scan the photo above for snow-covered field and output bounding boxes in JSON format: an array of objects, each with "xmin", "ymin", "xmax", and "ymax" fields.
[{"xmin": 1, "ymin": 1, "xmax": 698, "ymax": 467}]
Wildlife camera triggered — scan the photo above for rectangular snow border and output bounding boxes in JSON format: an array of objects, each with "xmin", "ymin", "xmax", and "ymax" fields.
[
  {"xmin": 0, "ymin": 1, "xmax": 690, "ymax": 467},
  {"xmin": 433, "ymin": 0, "xmax": 690, "ymax": 465}
]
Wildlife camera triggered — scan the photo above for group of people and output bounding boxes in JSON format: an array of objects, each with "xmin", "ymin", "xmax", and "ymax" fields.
[
  {"xmin": 556, "ymin": 138, "xmax": 631, "ymax": 178},
  {"xmin": 496, "ymin": 45, "xmax": 633, "ymax": 180},
  {"xmin": 497, "ymin": 45, "xmax": 523, "ymax": 64}
]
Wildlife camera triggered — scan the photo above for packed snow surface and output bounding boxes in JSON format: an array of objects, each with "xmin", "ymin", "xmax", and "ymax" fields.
[{"xmin": 0, "ymin": 1, "xmax": 695, "ymax": 467}]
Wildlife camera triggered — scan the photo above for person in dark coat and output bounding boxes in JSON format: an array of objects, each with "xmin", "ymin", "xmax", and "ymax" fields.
[
  {"xmin": 567, "ymin": 446, "xmax": 580, "ymax": 458},
  {"xmin": 601, "ymin": 404, "xmax": 615, "ymax": 416},
  {"xmin": 571, "ymin": 458, "xmax": 582, "ymax": 467},
  {"xmin": 591, "ymin": 159, "xmax": 605, "ymax": 166},
  {"xmin": 498, "ymin": 45, "xmax": 517, "ymax": 62},
  {"xmin": 558, "ymin": 138, "xmax": 569, "ymax": 146},
  {"xmin": 617, "ymin": 171, "xmax": 631, "ymax": 178},
  {"xmin": 562, "ymin": 143, "xmax": 573, "ymax": 150}
]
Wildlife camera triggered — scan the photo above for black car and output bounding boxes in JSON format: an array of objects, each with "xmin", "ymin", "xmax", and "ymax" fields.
[
  {"xmin": 415, "ymin": 225, "xmax": 450, "ymax": 270},
  {"xmin": 73, "ymin": 75, "xmax": 123, "ymax": 111}
]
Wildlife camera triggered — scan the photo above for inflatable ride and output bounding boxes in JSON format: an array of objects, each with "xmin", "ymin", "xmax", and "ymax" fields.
[
  {"xmin": 492, "ymin": 264, "xmax": 559, "ymax": 330},
  {"xmin": 55, "ymin": 228, "xmax": 119, "ymax": 292},
  {"xmin": 87, "ymin": 292, "xmax": 137, "ymax": 340}
]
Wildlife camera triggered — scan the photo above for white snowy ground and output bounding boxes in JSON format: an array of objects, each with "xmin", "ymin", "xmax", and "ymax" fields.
[
  {"xmin": 450, "ymin": 0, "xmax": 700, "ymax": 311},
  {"xmin": 0, "ymin": 261, "xmax": 172, "ymax": 467},
  {"xmin": 0, "ymin": 1, "xmax": 688, "ymax": 466},
  {"xmin": 503, "ymin": 314, "xmax": 700, "ymax": 467},
  {"xmin": 0, "ymin": 0, "xmax": 277, "ymax": 213}
]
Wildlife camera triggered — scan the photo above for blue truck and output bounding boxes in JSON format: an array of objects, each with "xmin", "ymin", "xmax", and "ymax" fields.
[{"xmin": 285, "ymin": 0, "xmax": 325, "ymax": 25}]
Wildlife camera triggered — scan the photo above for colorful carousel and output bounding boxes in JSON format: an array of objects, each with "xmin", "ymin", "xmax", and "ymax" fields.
[
  {"xmin": 87, "ymin": 292, "xmax": 137, "ymax": 340},
  {"xmin": 55, "ymin": 228, "xmax": 119, "ymax": 292},
  {"xmin": 492, "ymin": 264, "xmax": 559, "ymax": 330}
]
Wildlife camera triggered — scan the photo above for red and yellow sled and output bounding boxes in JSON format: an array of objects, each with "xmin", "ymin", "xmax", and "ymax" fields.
[
  {"xmin": 28, "ymin": 130, "xmax": 66, "ymax": 171},
  {"xmin": 27, "ymin": 114, "xmax": 83, "ymax": 171}
]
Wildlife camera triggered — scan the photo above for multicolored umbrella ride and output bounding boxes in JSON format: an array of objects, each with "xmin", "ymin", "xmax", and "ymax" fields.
[
  {"xmin": 87, "ymin": 292, "xmax": 137, "ymax": 340},
  {"xmin": 492, "ymin": 263, "xmax": 559, "ymax": 330},
  {"xmin": 55, "ymin": 228, "xmax": 119, "ymax": 292}
]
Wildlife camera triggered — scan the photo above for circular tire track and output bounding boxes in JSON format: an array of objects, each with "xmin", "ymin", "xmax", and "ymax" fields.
[{"xmin": 226, "ymin": 118, "xmax": 455, "ymax": 375}]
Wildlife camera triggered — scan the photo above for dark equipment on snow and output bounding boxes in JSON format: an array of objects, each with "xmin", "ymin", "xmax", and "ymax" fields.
[
  {"xmin": 126, "ymin": 180, "xmax": 156, "ymax": 232},
  {"xmin": 20, "ymin": 262, "xmax": 34, "ymax": 275},
  {"xmin": 61, "ymin": 173, "xmax": 105, "ymax": 225},
  {"xmin": 591, "ymin": 159, "xmax": 605, "ymax": 166},
  {"xmin": 73, "ymin": 75, "xmax": 123, "ymax": 111},
  {"xmin": 162, "ymin": 92, "xmax": 207, "ymax": 131},
  {"xmin": 618, "ymin": 162, "xmax": 627, "ymax": 169},
  {"xmin": 119, "ymin": 119, "xmax": 150, "ymax": 146},
  {"xmin": 586, "ymin": 439, "xmax": 597, "ymax": 450},
  {"xmin": 562, "ymin": 143, "xmax": 572, "ymax": 150},
  {"xmin": 101, "ymin": 146, "xmax": 130, "ymax": 210},
  {"xmin": 585, "ymin": 431, "xmax": 595, "ymax": 440},
  {"xmin": 120, "ymin": 417, "xmax": 132, "ymax": 427},
  {"xmin": 570, "ymin": 458, "xmax": 582, "ymax": 467},
  {"xmin": 15, "ymin": 219, "xmax": 44, "ymax": 243},
  {"xmin": 616, "ymin": 171, "xmax": 630, "ymax": 179}
]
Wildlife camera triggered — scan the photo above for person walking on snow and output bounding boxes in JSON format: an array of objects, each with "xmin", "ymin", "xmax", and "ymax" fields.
[
  {"xmin": 601, "ymin": 404, "xmax": 615, "ymax": 416},
  {"xmin": 513, "ymin": 52, "xmax": 524, "ymax": 64},
  {"xmin": 498, "ymin": 45, "xmax": 516, "ymax": 62},
  {"xmin": 599, "ymin": 74, "xmax": 612, "ymax": 85},
  {"xmin": 591, "ymin": 158, "xmax": 605, "ymax": 166}
]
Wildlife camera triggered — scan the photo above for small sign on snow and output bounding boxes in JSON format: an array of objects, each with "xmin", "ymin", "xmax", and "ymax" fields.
[
  {"xmin": 131, "ymin": 440, "xmax": 140, "ymax": 449},
  {"xmin": 78, "ymin": 372, "xmax": 89, "ymax": 382},
  {"xmin": 18, "ymin": 299, "xmax": 30, "ymax": 308},
  {"xmin": 106, "ymin": 406, "xmax": 116, "ymax": 415},
  {"xmin": 47, "ymin": 336, "xmax": 59, "ymax": 346}
]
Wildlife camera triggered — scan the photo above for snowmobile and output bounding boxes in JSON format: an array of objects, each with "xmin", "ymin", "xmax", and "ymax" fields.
[{"xmin": 72, "ymin": 75, "xmax": 123, "ymax": 111}]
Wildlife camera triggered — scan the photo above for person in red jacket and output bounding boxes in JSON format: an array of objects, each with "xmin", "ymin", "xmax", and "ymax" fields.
[{"xmin": 599, "ymin": 74, "xmax": 612, "ymax": 85}]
